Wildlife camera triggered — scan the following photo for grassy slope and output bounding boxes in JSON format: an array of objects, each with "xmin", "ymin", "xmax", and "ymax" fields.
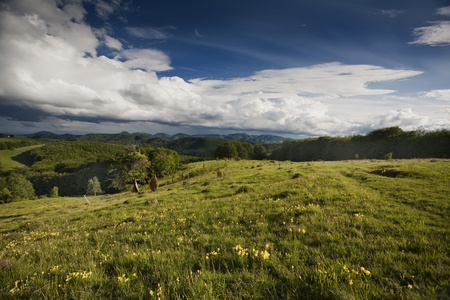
[
  {"xmin": 0, "ymin": 144, "xmax": 45, "ymax": 170},
  {"xmin": 0, "ymin": 159, "xmax": 448, "ymax": 299}
]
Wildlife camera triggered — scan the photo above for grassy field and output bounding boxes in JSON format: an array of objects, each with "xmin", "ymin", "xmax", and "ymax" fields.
[
  {"xmin": 0, "ymin": 144, "xmax": 44, "ymax": 170},
  {"xmin": 0, "ymin": 159, "xmax": 448, "ymax": 299}
]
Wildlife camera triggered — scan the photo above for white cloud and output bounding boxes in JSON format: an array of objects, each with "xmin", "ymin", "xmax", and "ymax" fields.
[
  {"xmin": 94, "ymin": 28, "xmax": 123, "ymax": 50},
  {"xmin": 437, "ymin": 6, "xmax": 450, "ymax": 17},
  {"xmin": 190, "ymin": 63, "xmax": 421, "ymax": 100},
  {"xmin": 420, "ymin": 89, "xmax": 450, "ymax": 101},
  {"xmin": 369, "ymin": 108, "xmax": 429, "ymax": 130},
  {"xmin": 410, "ymin": 21, "xmax": 450, "ymax": 46},
  {"xmin": 119, "ymin": 49, "xmax": 172, "ymax": 71},
  {"xmin": 0, "ymin": 0, "xmax": 446, "ymax": 137}
]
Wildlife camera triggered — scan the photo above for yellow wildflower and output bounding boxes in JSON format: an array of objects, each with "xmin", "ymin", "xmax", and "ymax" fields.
[
  {"xmin": 261, "ymin": 250, "xmax": 270, "ymax": 260},
  {"xmin": 360, "ymin": 267, "xmax": 371, "ymax": 275}
]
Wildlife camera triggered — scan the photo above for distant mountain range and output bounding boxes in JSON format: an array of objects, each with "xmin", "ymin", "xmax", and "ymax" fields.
[
  {"xmin": 26, "ymin": 131, "xmax": 286, "ymax": 144},
  {"xmin": 24, "ymin": 131, "xmax": 285, "ymax": 158}
]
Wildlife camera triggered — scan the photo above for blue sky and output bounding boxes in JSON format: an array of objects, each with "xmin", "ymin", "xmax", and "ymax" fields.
[{"xmin": 0, "ymin": 0, "xmax": 449, "ymax": 138}]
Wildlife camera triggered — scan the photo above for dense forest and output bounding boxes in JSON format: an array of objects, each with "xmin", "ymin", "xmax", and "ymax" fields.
[
  {"xmin": 0, "ymin": 137, "xmax": 41, "ymax": 150},
  {"xmin": 272, "ymin": 127, "xmax": 450, "ymax": 161}
]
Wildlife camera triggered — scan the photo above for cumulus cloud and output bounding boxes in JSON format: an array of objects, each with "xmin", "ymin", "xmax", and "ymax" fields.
[
  {"xmin": 410, "ymin": 21, "xmax": 450, "ymax": 46},
  {"xmin": 94, "ymin": 28, "xmax": 123, "ymax": 50},
  {"xmin": 369, "ymin": 108, "xmax": 429, "ymax": 130},
  {"xmin": 0, "ymin": 0, "xmax": 443, "ymax": 137},
  {"xmin": 420, "ymin": 89, "xmax": 450, "ymax": 101}
]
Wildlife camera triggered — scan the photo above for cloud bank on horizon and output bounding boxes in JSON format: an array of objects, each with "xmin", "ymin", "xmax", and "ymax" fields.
[{"xmin": 0, "ymin": 0, "xmax": 449, "ymax": 137}]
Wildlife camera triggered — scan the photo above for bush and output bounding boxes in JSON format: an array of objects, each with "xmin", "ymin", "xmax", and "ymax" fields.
[
  {"xmin": 7, "ymin": 173, "xmax": 36, "ymax": 200},
  {"xmin": 0, "ymin": 188, "xmax": 13, "ymax": 203},
  {"xmin": 49, "ymin": 186, "xmax": 59, "ymax": 198}
]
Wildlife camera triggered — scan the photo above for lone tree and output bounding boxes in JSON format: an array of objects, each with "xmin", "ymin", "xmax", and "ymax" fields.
[
  {"xmin": 87, "ymin": 177, "xmax": 102, "ymax": 196},
  {"xmin": 149, "ymin": 174, "xmax": 158, "ymax": 192},
  {"xmin": 141, "ymin": 146, "xmax": 179, "ymax": 178},
  {"xmin": 215, "ymin": 142, "xmax": 238, "ymax": 159},
  {"xmin": 109, "ymin": 147, "xmax": 150, "ymax": 193}
]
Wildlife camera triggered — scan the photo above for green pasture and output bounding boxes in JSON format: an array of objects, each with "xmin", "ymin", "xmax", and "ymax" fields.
[
  {"xmin": 0, "ymin": 144, "xmax": 44, "ymax": 170},
  {"xmin": 0, "ymin": 159, "xmax": 449, "ymax": 299}
]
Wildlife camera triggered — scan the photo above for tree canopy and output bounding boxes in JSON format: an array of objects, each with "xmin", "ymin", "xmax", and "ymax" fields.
[
  {"xmin": 109, "ymin": 147, "xmax": 150, "ymax": 193},
  {"xmin": 215, "ymin": 141, "xmax": 261, "ymax": 160}
]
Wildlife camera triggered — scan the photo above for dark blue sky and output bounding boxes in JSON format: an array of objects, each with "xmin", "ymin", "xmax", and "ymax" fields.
[{"xmin": 0, "ymin": 0, "xmax": 449, "ymax": 137}]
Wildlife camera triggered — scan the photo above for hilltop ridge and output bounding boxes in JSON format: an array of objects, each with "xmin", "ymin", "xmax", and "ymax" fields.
[{"xmin": 26, "ymin": 131, "xmax": 286, "ymax": 144}]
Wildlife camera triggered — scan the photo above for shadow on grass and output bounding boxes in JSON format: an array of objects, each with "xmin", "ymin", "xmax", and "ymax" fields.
[{"xmin": 11, "ymin": 150, "xmax": 35, "ymax": 167}]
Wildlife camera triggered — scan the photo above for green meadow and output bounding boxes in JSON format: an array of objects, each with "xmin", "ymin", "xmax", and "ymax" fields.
[
  {"xmin": 0, "ymin": 159, "xmax": 449, "ymax": 299},
  {"xmin": 0, "ymin": 144, "xmax": 45, "ymax": 170}
]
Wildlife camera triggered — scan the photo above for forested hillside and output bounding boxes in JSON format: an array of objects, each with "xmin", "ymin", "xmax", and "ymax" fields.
[
  {"xmin": 272, "ymin": 127, "xmax": 450, "ymax": 161},
  {"xmin": 0, "ymin": 136, "xmax": 41, "ymax": 150},
  {"xmin": 0, "ymin": 141, "xmax": 182, "ymax": 200},
  {"xmin": 19, "ymin": 142, "xmax": 125, "ymax": 197}
]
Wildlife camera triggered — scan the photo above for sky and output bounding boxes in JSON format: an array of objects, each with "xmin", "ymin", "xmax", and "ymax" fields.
[{"xmin": 0, "ymin": 0, "xmax": 449, "ymax": 138}]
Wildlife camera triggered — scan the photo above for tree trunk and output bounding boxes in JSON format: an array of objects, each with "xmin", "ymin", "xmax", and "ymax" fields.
[{"xmin": 133, "ymin": 178, "xmax": 140, "ymax": 193}]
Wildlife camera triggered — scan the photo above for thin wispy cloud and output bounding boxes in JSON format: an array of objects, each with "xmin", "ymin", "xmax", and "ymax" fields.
[
  {"xmin": 437, "ymin": 6, "xmax": 450, "ymax": 17},
  {"xmin": 380, "ymin": 9, "xmax": 404, "ymax": 18},
  {"xmin": 410, "ymin": 21, "xmax": 450, "ymax": 46},
  {"xmin": 194, "ymin": 28, "xmax": 205, "ymax": 38},
  {"xmin": 410, "ymin": 6, "xmax": 450, "ymax": 46},
  {"xmin": 125, "ymin": 26, "xmax": 175, "ymax": 40},
  {"xmin": 93, "ymin": 0, "xmax": 127, "ymax": 20},
  {"xmin": 420, "ymin": 89, "xmax": 450, "ymax": 101}
]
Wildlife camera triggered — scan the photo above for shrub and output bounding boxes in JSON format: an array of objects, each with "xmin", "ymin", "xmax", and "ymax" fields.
[
  {"xmin": 7, "ymin": 173, "xmax": 36, "ymax": 200},
  {"xmin": 49, "ymin": 186, "xmax": 59, "ymax": 198},
  {"xmin": 0, "ymin": 188, "xmax": 13, "ymax": 203}
]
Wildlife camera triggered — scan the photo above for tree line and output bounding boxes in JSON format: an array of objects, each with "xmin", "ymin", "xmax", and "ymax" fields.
[{"xmin": 271, "ymin": 127, "xmax": 450, "ymax": 161}]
